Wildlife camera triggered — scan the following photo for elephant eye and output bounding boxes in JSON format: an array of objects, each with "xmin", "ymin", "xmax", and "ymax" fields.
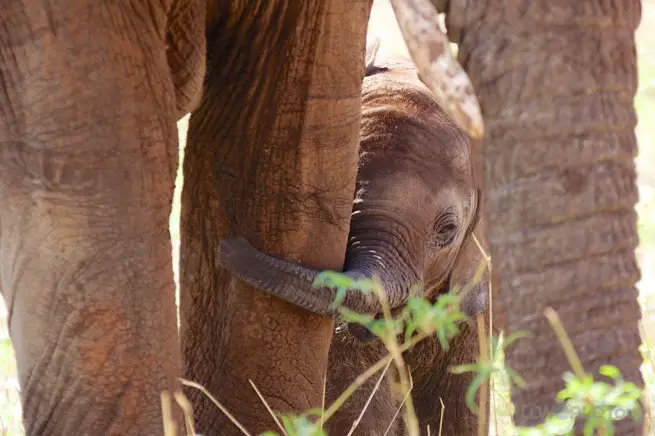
[
  {"xmin": 442, "ymin": 222, "xmax": 457, "ymax": 235},
  {"xmin": 429, "ymin": 213, "xmax": 459, "ymax": 249}
]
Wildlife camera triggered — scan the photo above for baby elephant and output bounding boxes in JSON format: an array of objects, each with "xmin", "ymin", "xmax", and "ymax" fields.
[{"xmin": 219, "ymin": 42, "xmax": 491, "ymax": 435}]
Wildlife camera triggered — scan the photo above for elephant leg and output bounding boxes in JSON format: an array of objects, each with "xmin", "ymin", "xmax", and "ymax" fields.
[
  {"xmin": 178, "ymin": 0, "xmax": 372, "ymax": 433},
  {"xmin": 442, "ymin": 0, "xmax": 644, "ymax": 431},
  {"xmin": 0, "ymin": 2, "xmax": 197, "ymax": 434}
]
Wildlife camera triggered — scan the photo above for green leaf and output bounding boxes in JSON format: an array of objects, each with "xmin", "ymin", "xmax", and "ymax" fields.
[
  {"xmin": 449, "ymin": 363, "xmax": 479, "ymax": 375},
  {"xmin": 542, "ymin": 414, "xmax": 574, "ymax": 434},
  {"xmin": 465, "ymin": 372, "xmax": 487, "ymax": 413},
  {"xmin": 501, "ymin": 330, "xmax": 532, "ymax": 348},
  {"xmin": 338, "ymin": 307, "xmax": 375, "ymax": 326},
  {"xmin": 312, "ymin": 271, "xmax": 375, "ymax": 309},
  {"xmin": 599, "ymin": 365, "xmax": 621, "ymax": 380},
  {"xmin": 504, "ymin": 367, "xmax": 527, "ymax": 389}
]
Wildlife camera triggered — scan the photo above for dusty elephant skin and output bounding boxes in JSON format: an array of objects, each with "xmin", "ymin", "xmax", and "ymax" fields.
[
  {"xmin": 178, "ymin": 1, "xmax": 375, "ymax": 434},
  {"xmin": 0, "ymin": 1, "xmax": 206, "ymax": 435},
  {"xmin": 0, "ymin": 0, "xmax": 371, "ymax": 434},
  {"xmin": 219, "ymin": 54, "xmax": 493, "ymax": 435},
  {"xmin": 439, "ymin": 0, "xmax": 645, "ymax": 433}
]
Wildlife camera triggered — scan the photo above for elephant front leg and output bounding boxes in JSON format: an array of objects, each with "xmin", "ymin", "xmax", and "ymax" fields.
[
  {"xmin": 0, "ymin": 5, "xmax": 185, "ymax": 435},
  {"xmin": 179, "ymin": 0, "xmax": 372, "ymax": 433}
]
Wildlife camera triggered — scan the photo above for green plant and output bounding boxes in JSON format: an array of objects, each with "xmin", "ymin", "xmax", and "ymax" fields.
[
  {"xmin": 513, "ymin": 308, "xmax": 645, "ymax": 436},
  {"xmin": 310, "ymin": 262, "xmax": 495, "ymax": 436},
  {"xmin": 450, "ymin": 331, "xmax": 528, "ymax": 414},
  {"xmin": 178, "ymin": 257, "xmax": 646, "ymax": 436},
  {"xmin": 259, "ymin": 410, "xmax": 327, "ymax": 436},
  {"xmin": 515, "ymin": 365, "xmax": 643, "ymax": 436}
]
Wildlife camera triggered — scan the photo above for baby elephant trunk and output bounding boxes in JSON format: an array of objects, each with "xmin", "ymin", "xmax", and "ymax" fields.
[{"xmin": 218, "ymin": 236, "xmax": 422, "ymax": 317}]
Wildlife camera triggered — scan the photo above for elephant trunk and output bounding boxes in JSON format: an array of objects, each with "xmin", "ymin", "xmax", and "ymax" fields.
[
  {"xmin": 218, "ymin": 227, "xmax": 422, "ymax": 317},
  {"xmin": 449, "ymin": 0, "xmax": 644, "ymax": 431},
  {"xmin": 343, "ymin": 212, "xmax": 424, "ymax": 309}
]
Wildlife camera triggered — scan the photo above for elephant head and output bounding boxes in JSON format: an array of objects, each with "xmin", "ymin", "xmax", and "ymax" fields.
[{"xmin": 217, "ymin": 49, "xmax": 488, "ymax": 330}]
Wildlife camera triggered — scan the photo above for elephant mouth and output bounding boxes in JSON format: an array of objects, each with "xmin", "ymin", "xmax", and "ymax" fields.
[{"xmin": 341, "ymin": 272, "xmax": 465, "ymax": 344}]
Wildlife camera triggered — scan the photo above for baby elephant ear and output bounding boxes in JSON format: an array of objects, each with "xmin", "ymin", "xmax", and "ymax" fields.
[
  {"xmin": 364, "ymin": 36, "xmax": 382, "ymax": 76},
  {"xmin": 458, "ymin": 280, "xmax": 489, "ymax": 318}
]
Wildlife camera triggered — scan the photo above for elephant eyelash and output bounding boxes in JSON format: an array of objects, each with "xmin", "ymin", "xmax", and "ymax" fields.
[{"xmin": 430, "ymin": 213, "xmax": 459, "ymax": 248}]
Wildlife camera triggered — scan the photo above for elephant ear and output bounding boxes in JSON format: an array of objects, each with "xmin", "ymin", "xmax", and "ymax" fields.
[
  {"xmin": 449, "ymin": 228, "xmax": 490, "ymax": 319},
  {"xmin": 364, "ymin": 36, "xmax": 385, "ymax": 77},
  {"xmin": 458, "ymin": 279, "xmax": 489, "ymax": 319}
]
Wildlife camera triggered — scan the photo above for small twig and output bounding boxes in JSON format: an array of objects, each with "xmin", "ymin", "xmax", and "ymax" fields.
[
  {"xmin": 372, "ymin": 277, "xmax": 419, "ymax": 436},
  {"xmin": 173, "ymin": 390, "xmax": 196, "ymax": 436},
  {"xmin": 161, "ymin": 391, "xmax": 177, "ymax": 436},
  {"xmin": 322, "ymin": 353, "xmax": 391, "ymax": 422},
  {"xmin": 383, "ymin": 375, "xmax": 415, "ymax": 436},
  {"xmin": 544, "ymin": 307, "xmax": 611, "ymax": 436},
  {"xmin": 471, "ymin": 233, "xmax": 493, "ymax": 361},
  {"xmin": 476, "ymin": 314, "xmax": 489, "ymax": 436},
  {"xmin": 249, "ymin": 379, "xmax": 286, "ymax": 436},
  {"xmin": 389, "ymin": 0, "xmax": 484, "ymax": 139},
  {"xmin": 639, "ymin": 320, "xmax": 654, "ymax": 436},
  {"xmin": 320, "ymin": 374, "xmax": 327, "ymax": 432},
  {"xmin": 180, "ymin": 379, "xmax": 252, "ymax": 436},
  {"xmin": 347, "ymin": 359, "xmax": 392, "ymax": 436},
  {"xmin": 438, "ymin": 397, "xmax": 445, "ymax": 436},
  {"xmin": 472, "ymin": 233, "xmax": 497, "ymax": 435},
  {"xmin": 323, "ymin": 322, "xmax": 433, "ymax": 424},
  {"xmin": 490, "ymin": 375, "xmax": 500, "ymax": 436}
]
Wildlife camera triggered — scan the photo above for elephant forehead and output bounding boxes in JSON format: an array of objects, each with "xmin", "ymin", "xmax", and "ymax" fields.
[{"xmin": 361, "ymin": 174, "xmax": 463, "ymax": 217}]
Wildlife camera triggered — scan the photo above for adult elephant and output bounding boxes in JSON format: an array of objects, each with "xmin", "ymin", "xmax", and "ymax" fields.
[{"xmin": 0, "ymin": 1, "xmax": 206, "ymax": 434}]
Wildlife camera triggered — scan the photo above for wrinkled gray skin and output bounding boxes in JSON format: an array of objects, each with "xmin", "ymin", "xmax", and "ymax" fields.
[{"xmin": 219, "ymin": 50, "xmax": 492, "ymax": 435}]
